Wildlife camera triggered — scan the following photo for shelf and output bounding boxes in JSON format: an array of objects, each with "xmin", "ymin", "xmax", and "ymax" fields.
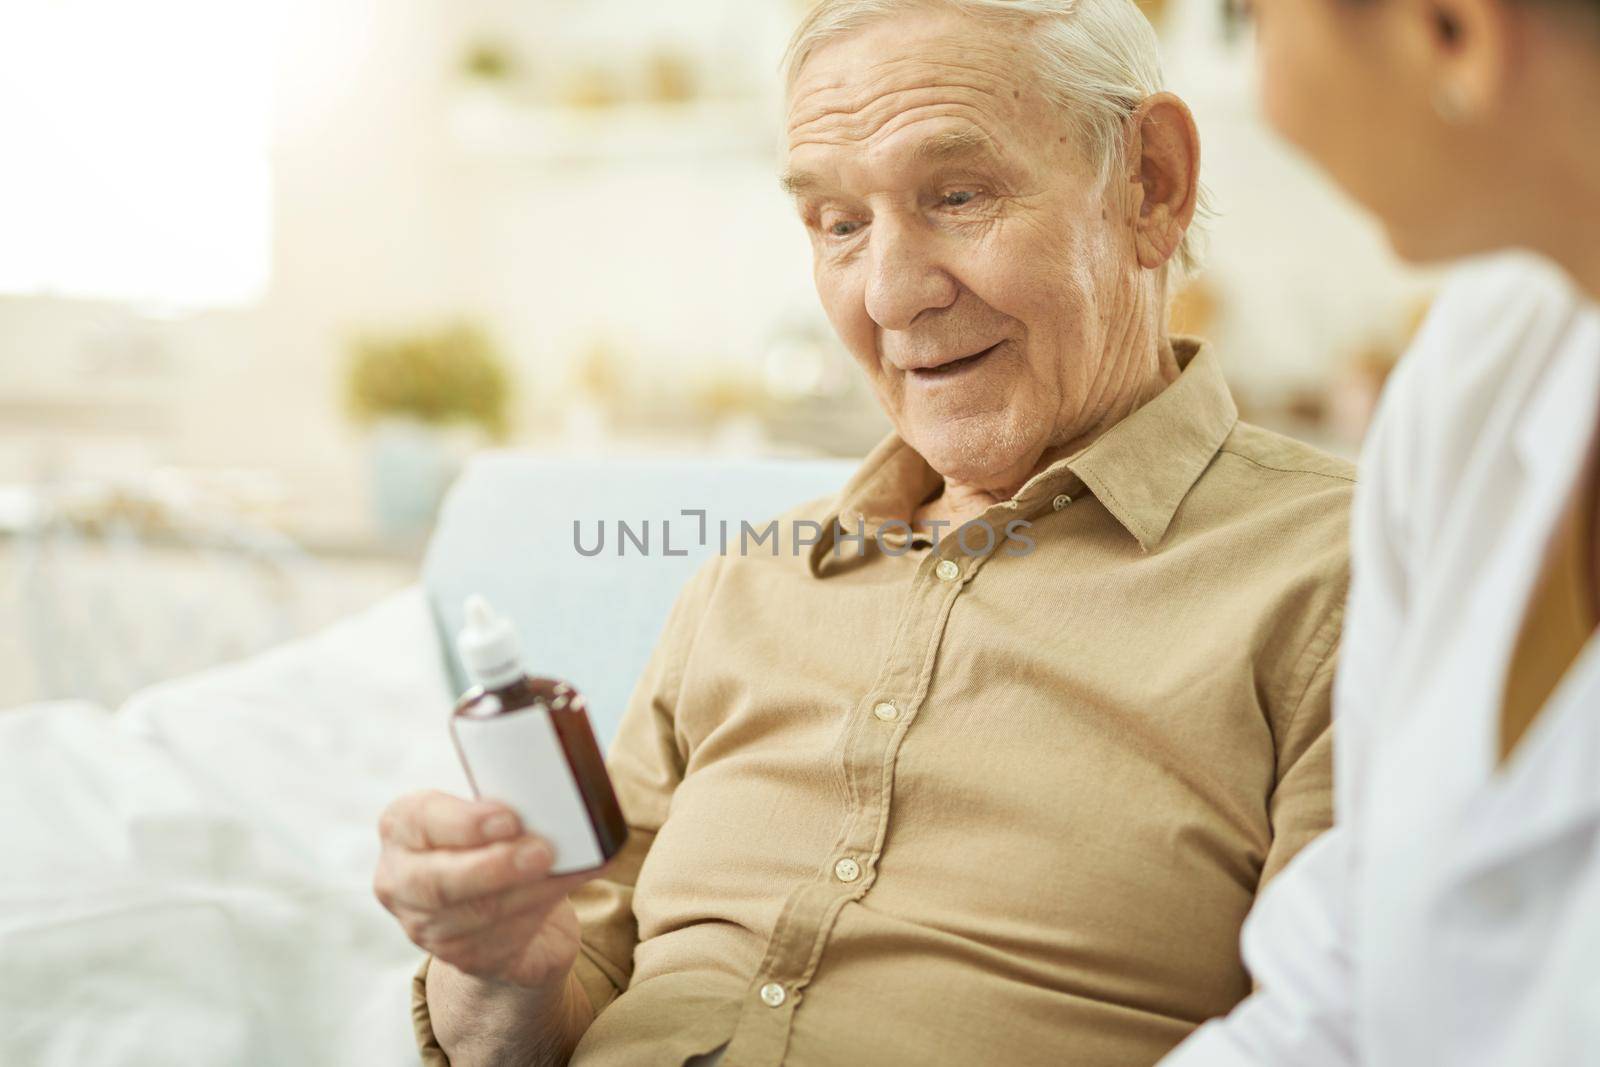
[{"xmin": 447, "ymin": 93, "xmax": 782, "ymax": 167}]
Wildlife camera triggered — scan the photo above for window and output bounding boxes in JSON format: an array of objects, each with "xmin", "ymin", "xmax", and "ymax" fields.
[{"xmin": 0, "ymin": 1, "xmax": 275, "ymax": 308}]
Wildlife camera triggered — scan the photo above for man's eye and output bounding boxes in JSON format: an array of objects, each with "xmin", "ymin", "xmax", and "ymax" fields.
[
  {"xmin": 942, "ymin": 190, "xmax": 979, "ymax": 207},
  {"xmin": 827, "ymin": 220, "xmax": 861, "ymax": 238}
]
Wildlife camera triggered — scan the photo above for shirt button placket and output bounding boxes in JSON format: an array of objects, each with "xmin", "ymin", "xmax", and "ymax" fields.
[{"xmin": 724, "ymin": 517, "xmax": 984, "ymax": 1064}]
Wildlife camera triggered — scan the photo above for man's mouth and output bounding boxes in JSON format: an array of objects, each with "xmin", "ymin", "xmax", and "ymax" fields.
[{"xmin": 909, "ymin": 342, "xmax": 1001, "ymax": 380}]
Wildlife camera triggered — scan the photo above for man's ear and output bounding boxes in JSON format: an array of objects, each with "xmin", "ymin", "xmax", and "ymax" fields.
[{"xmin": 1126, "ymin": 92, "xmax": 1201, "ymax": 271}]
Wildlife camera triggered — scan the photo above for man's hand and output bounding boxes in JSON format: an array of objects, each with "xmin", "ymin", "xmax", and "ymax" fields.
[{"xmin": 373, "ymin": 790, "xmax": 604, "ymax": 988}]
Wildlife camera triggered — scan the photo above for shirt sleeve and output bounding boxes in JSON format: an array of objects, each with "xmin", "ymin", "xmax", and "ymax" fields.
[
  {"xmin": 412, "ymin": 956, "xmax": 448, "ymax": 1067},
  {"xmin": 1256, "ymin": 618, "xmax": 1338, "ymax": 891},
  {"xmin": 410, "ymin": 552, "xmax": 726, "ymax": 1060},
  {"xmin": 1158, "ymin": 323, "xmax": 1424, "ymax": 1067}
]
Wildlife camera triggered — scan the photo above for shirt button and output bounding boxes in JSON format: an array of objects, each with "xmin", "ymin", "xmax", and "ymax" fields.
[
  {"xmin": 1052, "ymin": 493, "xmax": 1072, "ymax": 511},
  {"xmin": 872, "ymin": 701, "xmax": 898, "ymax": 722},
  {"xmin": 759, "ymin": 982, "xmax": 787, "ymax": 1008},
  {"xmin": 834, "ymin": 857, "xmax": 861, "ymax": 882},
  {"xmin": 935, "ymin": 558, "xmax": 961, "ymax": 582}
]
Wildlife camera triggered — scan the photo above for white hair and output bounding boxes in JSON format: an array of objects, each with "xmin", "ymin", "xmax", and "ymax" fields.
[{"xmin": 781, "ymin": 0, "xmax": 1210, "ymax": 283}]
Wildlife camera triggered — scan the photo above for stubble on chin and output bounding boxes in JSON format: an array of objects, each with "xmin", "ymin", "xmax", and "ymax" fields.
[{"xmin": 911, "ymin": 408, "xmax": 1038, "ymax": 493}]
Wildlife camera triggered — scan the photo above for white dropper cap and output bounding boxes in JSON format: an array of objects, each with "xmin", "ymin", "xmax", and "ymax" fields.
[{"xmin": 457, "ymin": 595, "xmax": 526, "ymax": 690}]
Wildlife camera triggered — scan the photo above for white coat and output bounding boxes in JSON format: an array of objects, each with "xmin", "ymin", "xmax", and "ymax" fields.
[{"xmin": 1163, "ymin": 253, "xmax": 1600, "ymax": 1066}]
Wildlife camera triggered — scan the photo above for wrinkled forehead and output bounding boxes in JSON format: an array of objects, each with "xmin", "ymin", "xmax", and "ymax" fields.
[{"xmin": 784, "ymin": 18, "xmax": 1041, "ymax": 157}]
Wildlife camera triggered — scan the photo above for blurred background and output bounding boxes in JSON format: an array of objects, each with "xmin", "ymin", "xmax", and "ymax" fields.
[{"xmin": 0, "ymin": 0, "xmax": 1437, "ymax": 711}]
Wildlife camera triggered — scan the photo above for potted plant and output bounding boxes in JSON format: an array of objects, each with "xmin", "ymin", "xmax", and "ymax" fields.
[{"xmin": 343, "ymin": 321, "xmax": 513, "ymax": 539}]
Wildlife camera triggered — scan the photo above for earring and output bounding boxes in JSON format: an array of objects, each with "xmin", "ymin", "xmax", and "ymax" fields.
[{"xmin": 1433, "ymin": 81, "xmax": 1470, "ymax": 124}]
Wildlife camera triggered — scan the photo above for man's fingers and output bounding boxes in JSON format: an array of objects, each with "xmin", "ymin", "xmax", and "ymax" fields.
[
  {"xmin": 380, "ymin": 834, "xmax": 555, "ymax": 911},
  {"xmin": 412, "ymin": 876, "xmax": 577, "ymax": 942},
  {"xmin": 386, "ymin": 865, "xmax": 599, "ymax": 955},
  {"xmin": 378, "ymin": 790, "xmax": 522, "ymax": 851}
]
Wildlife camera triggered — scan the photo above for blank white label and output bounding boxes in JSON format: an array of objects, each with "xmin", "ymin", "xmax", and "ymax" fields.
[{"xmin": 453, "ymin": 711, "xmax": 603, "ymax": 874}]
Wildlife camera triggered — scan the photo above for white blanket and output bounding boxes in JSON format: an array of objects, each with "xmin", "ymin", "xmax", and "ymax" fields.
[{"xmin": 0, "ymin": 587, "xmax": 463, "ymax": 1066}]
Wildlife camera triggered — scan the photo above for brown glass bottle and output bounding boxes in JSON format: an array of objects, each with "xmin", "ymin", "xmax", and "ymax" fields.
[{"xmin": 451, "ymin": 597, "xmax": 628, "ymax": 875}]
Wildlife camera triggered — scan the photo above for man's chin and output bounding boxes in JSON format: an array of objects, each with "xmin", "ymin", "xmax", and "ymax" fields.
[{"xmin": 904, "ymin": 419, "xmax": 1035, "ymax": 489}]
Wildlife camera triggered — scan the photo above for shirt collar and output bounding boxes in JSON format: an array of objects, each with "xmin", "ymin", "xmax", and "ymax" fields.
[
  {"xmin": 1064, "ymin": 337, "xmax": 1238, "ymax": 551},
  {"xmin": 808, "ymin": 337, "xmax": 1237, "ymax": 575}
]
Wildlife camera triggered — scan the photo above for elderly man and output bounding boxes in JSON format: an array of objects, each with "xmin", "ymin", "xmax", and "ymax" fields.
[{"xmin": 376, "ymin": 1, "xmax": 1354, "ymax": 1064}]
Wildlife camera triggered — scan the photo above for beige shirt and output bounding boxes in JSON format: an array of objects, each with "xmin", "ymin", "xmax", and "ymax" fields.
[{"xmin": 413, "ymin": 338, "xmax": 1354, "ymax": 1067}]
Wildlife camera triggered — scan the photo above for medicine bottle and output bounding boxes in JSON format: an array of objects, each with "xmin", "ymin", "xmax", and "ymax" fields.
[{"xmin": 450, "ymin": 595, "xmax": 627, "ymax": 874}]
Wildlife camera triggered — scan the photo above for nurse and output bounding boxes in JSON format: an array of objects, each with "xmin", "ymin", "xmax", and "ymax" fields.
[{"xmin": 1161, "ymin": 1, "xmax": 1600, "ymax": 1065}]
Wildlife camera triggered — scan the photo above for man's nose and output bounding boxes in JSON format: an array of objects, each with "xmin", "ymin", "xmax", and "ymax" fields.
[{"xmin": 863, "ymin": 218, "xmax": 958, "ymax": 332}]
